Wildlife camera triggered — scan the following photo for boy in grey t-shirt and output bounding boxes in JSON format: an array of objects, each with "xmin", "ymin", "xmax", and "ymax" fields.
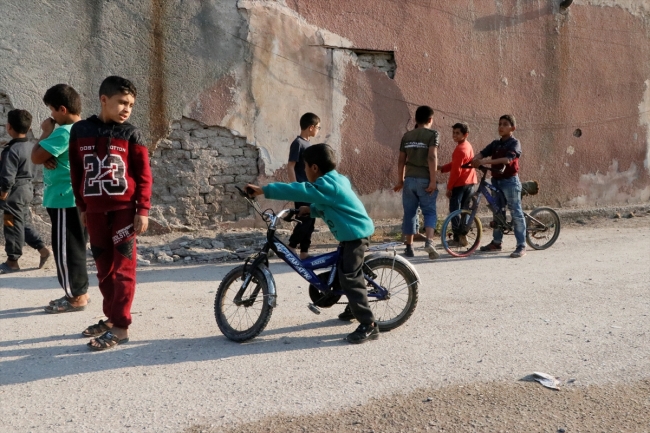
[
  {"xmin": 286, "ymin": 112, "xmax": 320, "ymax": 260},
  {"xmin": 393, "ymin": 106, "xmax": 440, "ymax": 260}
]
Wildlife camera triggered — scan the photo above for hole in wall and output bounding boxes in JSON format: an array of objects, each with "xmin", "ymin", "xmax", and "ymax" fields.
[{"xmin": 573, "ymin": 128, "xmax": 582, "ymax": 138}]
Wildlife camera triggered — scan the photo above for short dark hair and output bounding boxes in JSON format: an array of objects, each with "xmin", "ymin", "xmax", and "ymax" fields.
[
  {"xmin": 7, "ymin": 109, "xmax": 32, "ymax": 134},
  {"xmin": 299, "ymin": 112, "xmax": 320, "ymax": 131},
  {"xmin": 452, "ymin": 122, "xmax": 470, "ymax": 135},
  {"xmin": 415, "ymin": 106, "xmax": 434, "ymax": 125},
  {"xmin": 500, "ymin": 114, "xmax": 516, "ymax": 127},
  {"xmin": 303, "ymin": 143, "xmax": 336, "ymax": 174},
  {"xmin": 99, "ymin": 76, "xmax": 137, "ymax": 99},
  {"xmin": 43, "ymin": 84, "xmax": 82, "ymax": 115}
]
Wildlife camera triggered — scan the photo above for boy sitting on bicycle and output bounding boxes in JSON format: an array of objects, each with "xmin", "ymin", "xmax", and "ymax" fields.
[
  {"xmin": 471, "ymin": 114, "xmax": 527, "ymax": 258},
  {"xmin": 246, "ymin": 143, "xmax": 379, "ymax": 344}
]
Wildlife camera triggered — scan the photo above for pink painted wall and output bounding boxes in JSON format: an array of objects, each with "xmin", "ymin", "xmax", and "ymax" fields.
[{"xmin": 285, "ymin": 0, "xmax": 650, "ymax": 207}]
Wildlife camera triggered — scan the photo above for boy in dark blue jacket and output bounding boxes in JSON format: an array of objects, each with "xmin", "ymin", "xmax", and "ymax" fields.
[{"xmin": 247, "ymin": 143, "xmax": 378, "ymax": 344}]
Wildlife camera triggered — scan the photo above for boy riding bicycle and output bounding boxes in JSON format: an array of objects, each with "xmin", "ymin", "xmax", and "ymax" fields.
[{"xmin": 246, "ymin": 143, "xmax": 379, "ymax": 344}]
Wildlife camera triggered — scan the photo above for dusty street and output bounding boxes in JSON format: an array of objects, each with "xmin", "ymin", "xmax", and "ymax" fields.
[{"xmin": 1, "ymin": 216, "xmax": 649, "ymax": 433}]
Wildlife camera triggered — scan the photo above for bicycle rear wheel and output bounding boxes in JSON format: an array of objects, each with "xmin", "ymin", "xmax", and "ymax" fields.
[
  {"xmin": 214, "ymin": 265, "xmax": 273, "ymax": 342},
  {"xmin": 526, "ymin": 207, "xmax": 561, "ymax": 250},
  {"xmin": 440, "ymin": 210, "xmax": 482, "ymax": 257},
  {"xmin": 364, "ymin": 256, "xmax": 418, "ymax": 332}
]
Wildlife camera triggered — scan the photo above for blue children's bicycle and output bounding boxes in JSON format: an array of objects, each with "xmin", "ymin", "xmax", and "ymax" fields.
[
  {"xmin": 440, "ymin": 164, "xmax": 561, "ymax": 257},
  {"xmin": 213, "ymin": 187, "xmax": 420, "ymax": 342}
]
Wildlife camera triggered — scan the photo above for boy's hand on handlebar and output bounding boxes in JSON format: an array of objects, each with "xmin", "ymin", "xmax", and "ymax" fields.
[
  {"xmin": 245, "ymin": 184, "xmax": 264, "ymax": 197},
  {"xmin": 298, "ymin": 206, "xmax": 311, "ymax": 217},
  {"xmin": 471, "ymin": 158, "xmax": 482, "ymax": 168}
]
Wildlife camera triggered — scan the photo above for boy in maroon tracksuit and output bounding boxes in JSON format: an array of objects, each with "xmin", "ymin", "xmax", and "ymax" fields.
[{"xmin": 69, "ymin": 76, "xmax": 152, "ymax": 351}]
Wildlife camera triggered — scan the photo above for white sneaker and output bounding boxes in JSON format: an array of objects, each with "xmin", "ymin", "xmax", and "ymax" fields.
[{"xmin": 424, "ymin": 241, "xmax": 440, "ymax": 260}]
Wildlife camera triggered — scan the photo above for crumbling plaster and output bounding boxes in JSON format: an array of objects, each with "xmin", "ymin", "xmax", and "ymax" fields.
[{"xmin": 1, "ymin": 0, "xmax": 649, "ymax": 227}]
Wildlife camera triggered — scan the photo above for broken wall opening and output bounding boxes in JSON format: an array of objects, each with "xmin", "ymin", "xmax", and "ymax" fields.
[{"xmin": 149, "ymin": 117, "xmax": 260, "ymax": 228}]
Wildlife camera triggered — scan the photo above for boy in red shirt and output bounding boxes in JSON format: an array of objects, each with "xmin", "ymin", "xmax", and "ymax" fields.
[
  {"xmin": 69, "ymin": 76, "xmax": 152, "ymax": 351},
  {"xmin": 439, "ymin": 122, "xmax": 477, "ymax": 246}
]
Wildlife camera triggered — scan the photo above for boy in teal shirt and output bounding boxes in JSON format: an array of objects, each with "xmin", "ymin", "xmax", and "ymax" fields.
[
  {"xmin": 32, "ymin": 84, "xmax": 89, "ymax": 313},
  {"xmin": 247, "ymin": 143, "xmax": 379, "ymax": 344}
]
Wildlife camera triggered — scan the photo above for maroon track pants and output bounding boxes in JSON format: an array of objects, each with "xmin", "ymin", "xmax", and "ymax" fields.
[{"xmin": 86, "ymin": 208, "xmax": 137, "ymax": 329}]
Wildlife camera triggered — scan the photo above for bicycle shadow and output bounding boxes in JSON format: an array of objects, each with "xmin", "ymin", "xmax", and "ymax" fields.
[{"xmin": 0, "ymin": 319, "xmax": 352, "ymax": 386}]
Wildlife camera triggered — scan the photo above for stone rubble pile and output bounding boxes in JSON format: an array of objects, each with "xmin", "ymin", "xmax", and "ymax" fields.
[{"xmin": 134, "ymin": 230, "xmax": 290, "ymax": 266}]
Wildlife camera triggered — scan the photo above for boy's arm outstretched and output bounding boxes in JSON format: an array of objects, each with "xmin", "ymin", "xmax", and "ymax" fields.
[{"xmin": 246, "ymin": 181, "xmax": 336, "ymax": 206}]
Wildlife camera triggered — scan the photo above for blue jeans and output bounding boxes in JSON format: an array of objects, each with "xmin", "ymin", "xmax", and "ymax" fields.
[
  {"xmin": 402, "ymin": 177, "xmax": 438, "ymax": 235},
  {"xmin": 491, "ymin": 176, "xmax": 526, "ymax": 247}
]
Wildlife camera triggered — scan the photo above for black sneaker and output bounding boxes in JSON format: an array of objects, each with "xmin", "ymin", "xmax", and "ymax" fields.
[
  {"xmin": 510, "ymin": 245, "xmax": 527, "ymax": 258},
  {"xmin": 403, "ymin": 245, "xmax": 414, "ymax": 258},
  {"xmin": 479, "ymin": 241, "xmax": 502, "ymax": 252},
  {"xmin": 346, "ymin": 323, "xmax": 379, "ymax": 344},
  {"xmin": 338, "ymin": 305, "xmax": 355, "ymax": 321}
]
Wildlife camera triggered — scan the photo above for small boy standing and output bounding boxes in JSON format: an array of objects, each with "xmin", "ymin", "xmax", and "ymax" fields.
[
  {"xmin": 247, "ymin": 143, "xmax": 379, "ymax": 344},
  {"xmin": 69, "ymin": 76, "xmax": 152, "ymax": 350},
  {"xmin": 393, "ymin": 105, "xmax": 440, "ymax": 260},
  {"xmin": 287, "ymin": 112, "xmax": 320, "ymax": 260},
  {"xmin": 439, "ymin": 122, "xmax": 477, "ymax": 246},
  {"xmin": 31, "ymin": 84, "xmax": 90, "ymax": 312},
  {"xmin": 472, "ymin": 114, "xmax": 527, "ymax": 258},
  {"xmin": 0, "ymin": 109, "xmax": 50, "ymax": 274}
]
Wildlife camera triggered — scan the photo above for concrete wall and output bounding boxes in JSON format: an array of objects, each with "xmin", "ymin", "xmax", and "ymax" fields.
[{"xmin": 1, "ymin": 0, "xmax": 649, "ymax": 226}]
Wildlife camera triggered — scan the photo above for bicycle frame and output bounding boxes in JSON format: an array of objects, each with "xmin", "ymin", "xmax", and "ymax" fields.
[
  {"xmin": 232, "ymin": 204, "xmax": 390, "ymax": 306},
  {"xmin": 463, "ymin": 173, "xmax": 510, "ymax": 233}
]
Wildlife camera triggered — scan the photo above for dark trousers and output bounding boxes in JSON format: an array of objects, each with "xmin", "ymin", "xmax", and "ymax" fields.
[
  {"xmin": 47, "ymin": 207, "xmax": 89, "ymax": 298},
  {"xmin": 338, "ymin": 238, "xmax": 374, "ymax": 325},
  {"xmin": 288, "ymin": 201, "xmax": 315, "ymax": 253},
  {"xmin": 2, "ymin": 186, "xmax": 45, "ymax": 261},
  {"xmin": 87, "ymin": 209, "xmax": 137, "ymax": 329},
  {"xmin": 449, "ymin": 184, "xmax": 475, "ymax": 237}
]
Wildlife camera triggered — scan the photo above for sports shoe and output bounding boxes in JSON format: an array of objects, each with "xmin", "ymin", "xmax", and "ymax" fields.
[
  {"xmin": 338, "ymin": 305, "xmax": 355, "ymax": 321},
  {"xmin": 346, "ymin": 323, "xmax": 379, "ymax": 344},
  {"xmin": 479, "ymin": 241, "xmax": 502, "ymax": 252},
  {"xmin": 510, "ymin": 246, "xmax": 527, "ymax": 258},
  {"xmin": 402, "ymin": 245, "xmax": 414, "ymax": 258},
  {"xmin": 424, "ymin": 240, "xmax": 440, "ymax": 260},
  {"xmin": 458, "ymin": 234, "xmax": 469, "ymax": 247}
]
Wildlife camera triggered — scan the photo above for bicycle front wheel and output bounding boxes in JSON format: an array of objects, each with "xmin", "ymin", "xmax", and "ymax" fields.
[
  {"xmin": 526, "ymin": 207, "xmax": 561, "ymax": 250},
  {"xmin": 440, "ymin": 210, "xmax": 482, "ymax": 257},
  {"xmin": 214, "ymin": 265, "xmax": 273, "ymax": 342},
  {"xmin": 364, "ymin": 256, "xmax": 418, "ymax": 332}
]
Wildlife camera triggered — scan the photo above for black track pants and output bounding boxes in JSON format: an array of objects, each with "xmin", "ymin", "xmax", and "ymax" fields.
[
  {"xmin": 47, "ymin": 207, "xmax": 89, "ymax": 297},
  {"xmin": 338, "ymin": 238, "xmax": 374, "ymax": 325}
]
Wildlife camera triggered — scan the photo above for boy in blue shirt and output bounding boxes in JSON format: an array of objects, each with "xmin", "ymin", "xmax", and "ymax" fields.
[{"xmin": 246, "ymin": 143, "xmax": 379, "ymax": 344}]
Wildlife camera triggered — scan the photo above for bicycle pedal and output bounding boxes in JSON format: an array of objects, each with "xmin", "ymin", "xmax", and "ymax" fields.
[{"xmin": 307, "ymin": 303, "xmax": 321, "ymax": 315}]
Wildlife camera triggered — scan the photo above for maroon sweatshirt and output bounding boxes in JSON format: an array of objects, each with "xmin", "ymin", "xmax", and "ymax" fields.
[{"xmin": 69, "ymin": 115, "xmax": 152, "ymax": 215}]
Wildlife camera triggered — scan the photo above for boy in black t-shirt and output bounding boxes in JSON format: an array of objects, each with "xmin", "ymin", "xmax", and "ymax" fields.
[{"xmin": 286, "ymin": 112, "xmax": 320, "ymax": 259}]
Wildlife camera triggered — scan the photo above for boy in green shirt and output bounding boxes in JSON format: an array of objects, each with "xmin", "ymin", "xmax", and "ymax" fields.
[
  {"xmin": 246, "ymin": 143, "xmax": 379, "ymax": 344},
  {"xmin": 32, "ymin": 84, "xmax": 90, "ymax": 313}
]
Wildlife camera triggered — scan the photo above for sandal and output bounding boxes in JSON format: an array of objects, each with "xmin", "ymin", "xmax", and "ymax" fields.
[
  {"xmin": 87, "ymin": 331, "xmax": 129, "ymax": 351},
  {"xmin": 49, "ymin": 296, "xmax": 91, "ymax": 306},
  {"xmin": 44, "ymin": 298, "xmax": 86, "ymax": 314},
  {"xmin": 82, "ymin": 319, "xmax": 111, "ymax": 337},
  {"xmin": 0, "ymin": 262, "xmax": 19, "ymax": 274}
]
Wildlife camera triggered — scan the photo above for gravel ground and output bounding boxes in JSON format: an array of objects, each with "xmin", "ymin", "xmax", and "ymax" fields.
[{"xmin": 1, "ymin": 214, "xmax": 649, "ymax": 433}]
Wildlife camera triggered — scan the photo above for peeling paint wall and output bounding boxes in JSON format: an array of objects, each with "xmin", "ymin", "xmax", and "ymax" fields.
[{"xmin": 1, "ymin": 0, "xmax": 649, "ymax": 226}]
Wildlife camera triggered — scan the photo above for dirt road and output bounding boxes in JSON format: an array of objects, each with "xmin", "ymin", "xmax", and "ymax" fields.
[{"xmin": 1, "ymin": 216, "xmax": 649, "ymax": 432}]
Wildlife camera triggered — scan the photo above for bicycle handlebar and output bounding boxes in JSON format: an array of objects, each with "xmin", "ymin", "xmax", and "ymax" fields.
[{"xmin": 461, "ymin": 163, "xmax": 506, "ymax": 174}]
